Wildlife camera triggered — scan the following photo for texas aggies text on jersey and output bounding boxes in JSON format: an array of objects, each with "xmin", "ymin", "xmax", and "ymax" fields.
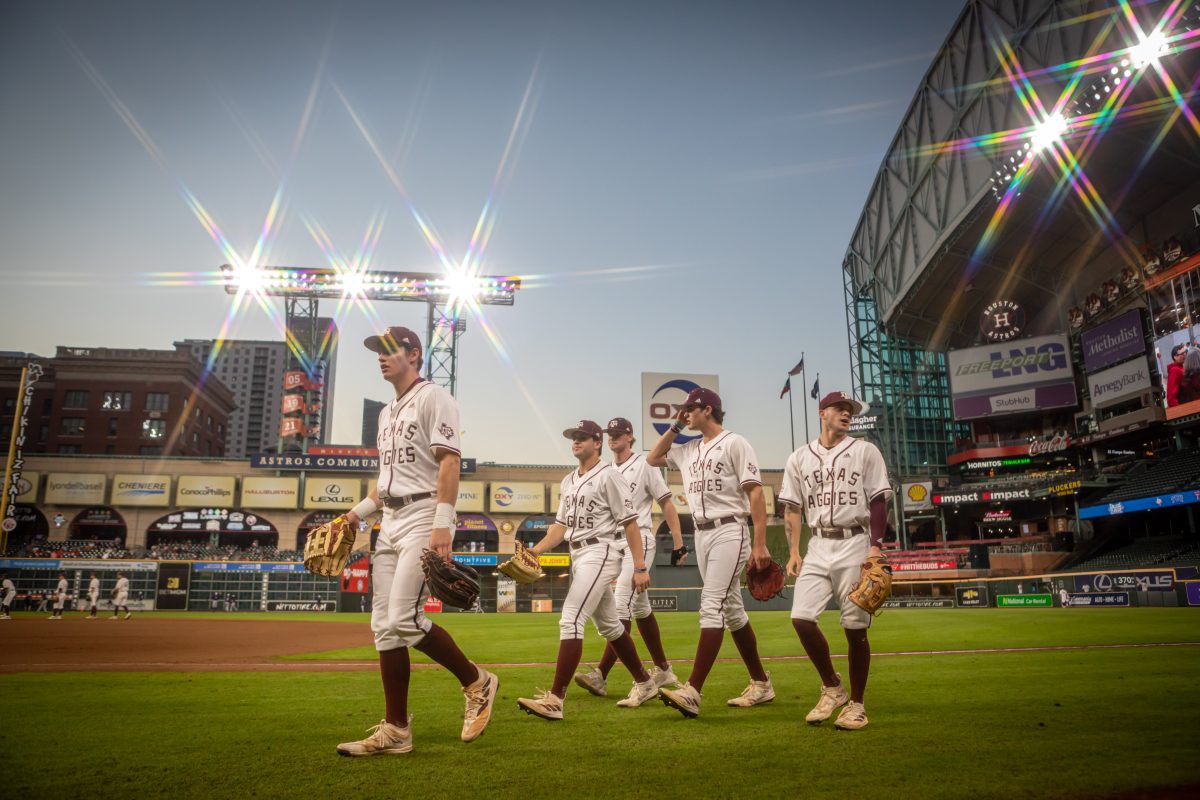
[
  {"xmin": 614, "ymin": 453, "xmax": 672, "ymax": 530},
  {"xmin": 555, "ymin": 462, "xmax": 637, "ymax": 541},
  {"xmin": 375, "ymin": 378, "xmax": 461, "ymax": 499},
  {"xmin": 778, "ymin": 437, "xmax": 891, "ymax": 529},
  {"xmin": 667, "ymin": 432, "xmax": 761, "ymax": 522}
]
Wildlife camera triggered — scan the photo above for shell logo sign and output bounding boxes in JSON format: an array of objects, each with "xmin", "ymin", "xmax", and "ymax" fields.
[
  {"xmin": 902, "ymin": 481, "xmax": 933, "ymax": 512},
  {"xmin": 907, "ymin": 484, "xmax": 928, "ymax": 503}
]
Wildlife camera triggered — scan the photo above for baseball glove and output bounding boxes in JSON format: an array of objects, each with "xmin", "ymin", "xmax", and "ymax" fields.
[
  {"xmin": 497, "ymin": 540, "xmax": 544, "ymax": 584},
  {"xmin": 847, "ymin": 555, "xmax": 893, "ymax": 616},
  {"xmin": 420, "ymin": 549, "xmax": 480, "ymax": 610},
  {"xmin": 670, "ymin": 545, "xmax": 690, "ymax": 566},
  {"xmin": 303, "ymin": 515, "xmax": 356, "ymax": 577},
  {"xmin": 745, "ymin": 559, "xmax": 786, "ymax": 601}
]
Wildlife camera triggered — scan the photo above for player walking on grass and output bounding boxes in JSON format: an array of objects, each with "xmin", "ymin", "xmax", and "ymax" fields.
[
  {"xmin": 779, "ymin": 391, "xmax": 892, "ymax": 731},
  {"xmin": 1, "ymin": 573, "xmax": 15, "ymax": 619},
  {"xmin": 333, "ymin": 326, "xmax": 498, "ymax": 757},
  {"xmin": 110, "ymin": 572, "xmax": 131, "ymax": 619},
  {"xmin": 84, "ymin": 572, "xmax": 100, "ymax": 619},
  {"xmin": 647, "ymin": 388, "xmax": 774, "ymax": 718},
  {"xmin": 517, "ymin": 420, "xmax": 657, "ymax": 719},
  {"xmin": 575, "ymin": 417, "xmax": 686, "ymax": 702},
  {"xmin": 49, "ymin": 572, "xmax": 67, "ymax": 619}
]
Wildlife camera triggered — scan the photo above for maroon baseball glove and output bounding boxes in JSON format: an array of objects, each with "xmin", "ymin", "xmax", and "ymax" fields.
[{"xmin": 745, "ymin": 559, "xmax": 786, "ymax": 602}]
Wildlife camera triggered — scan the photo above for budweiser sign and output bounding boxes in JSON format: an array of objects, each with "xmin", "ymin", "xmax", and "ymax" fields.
[{"xmin": 1029, "ymin": 433, "xmax": 1070, "ymax": 456}]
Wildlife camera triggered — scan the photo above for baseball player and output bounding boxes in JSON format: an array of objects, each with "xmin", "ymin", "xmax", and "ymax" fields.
[
  {"xmin": 517, "ymin": 420, "xmax": 657, "ymax": 719},
  {"xmin": 335, "ymin": 326, "xmax": 498, "ymax": 757},
  {"xmin": 85, "ymin": 572, "xmax": 101, "ymax": 619},
  {"xmin": 49, "ymin": 572, "xmax": 68, "ymax": 619},
  {"xmin": 779, "ymin": 391, "xmax": 892, "ymax": 731},
  {"xmin": 647, "ymin": 388, "xmax": 774, "ymax": 718},
  {"xmin": 110, "ymin": 571, "xmax": 131, "ymax": 619},
  {"xmin": 575, "ymin": 417, "xmax": 686, "ymax": 701},
  {"xmin": 1, "ymin": 573, "xmax": 15, "ymax": 619}
]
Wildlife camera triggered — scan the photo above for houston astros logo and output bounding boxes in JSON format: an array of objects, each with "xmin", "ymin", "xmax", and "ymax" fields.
[{"xmin": 648, "ymin": 379, "xmax": 704, "ymax": 443}]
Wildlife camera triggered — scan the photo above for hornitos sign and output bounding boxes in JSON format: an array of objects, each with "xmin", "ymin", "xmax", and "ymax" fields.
[
  {"xmin": 111, "ymin": 474, "xmax": 172, "ymax": 507},
  {"xmin": 176, "ymin": 476, "xmax": 237, "ymax": 508}
]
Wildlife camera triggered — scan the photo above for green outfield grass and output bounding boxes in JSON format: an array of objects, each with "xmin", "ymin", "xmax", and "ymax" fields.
[{"xmin": 2, "ymin": 610, "xmax": 1198, "ymax": 799}]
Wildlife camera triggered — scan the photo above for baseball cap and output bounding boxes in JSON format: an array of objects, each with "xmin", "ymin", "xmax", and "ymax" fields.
[
  {"xmin": 364, "ymin": 326, "xmax": 422, "ymax": 355},
  {"xmin": 818, "ymin": 391, "xmax": 865, "ymax": 415},
  {"xmin": 684, "ymin": 387, "xmax": 722, "ymax": 413},
  {"xmin": 562, "ymin": 419, "xmax": 604, "ymax": 440},
  {"xmin": 606, "ymin": 417, "xmax": 634, "ymax": 436}
]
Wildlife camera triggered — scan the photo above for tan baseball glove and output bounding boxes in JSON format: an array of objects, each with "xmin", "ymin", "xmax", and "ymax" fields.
[
  {"xmin": 497, "ymin": 540, "xmax": 544, "ymax": 584},
  {"xmin": 303, "ymin": 515, "xmax": 356, "ymax": 577},
  {"xmin": 847, "ymin": 555, "xmax": 893, "ymax": 615}
]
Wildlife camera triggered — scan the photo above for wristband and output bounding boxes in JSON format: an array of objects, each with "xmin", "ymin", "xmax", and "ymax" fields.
[
  {"xmin": 433, "ymin": 502, "xmax": 456, "ymax": 530},
  {"xmin": 669, "ymin": 422, "xmax": 684, "ymax": 435},
  {"xmin": 634, "ymin": 567, "xmax": 649, "ymax": 573},
  {"xmin": 350, "ymin": 497, "xmax": 379, "ymax": 520}
]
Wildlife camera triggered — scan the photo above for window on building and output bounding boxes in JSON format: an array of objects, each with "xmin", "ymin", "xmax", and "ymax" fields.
[
  {"xmin": 108, "ymin": 418, "xmax": 119, "ymax": 436},
  {"xmin": 105, "ymin": 445, "xmax": 115, "ymax": 455},
  {"xmin": 142, "ymin": 419, "xmax": 166, "ymax": 439},
  {"xmin": 63, "ymin": 390, "xmax": 88, "ymax": 409},
  {"xmin": 42, "ymin": 398, "xmax": 52, "ymax": 415},
  {"xmin": 61, "ymin": 418, "xmax": 86, "ymax": 436},
  {"xmin": 102, "ymin": 391, "xmax": 133, "ymax": 411},
  {"xmin": 38, "ymin": 425, "xmax": 48, "ymax": 442},
  {"xmin": 192, "ymin": 432, "xmax": 200, "ymax": 447},
  {"xmin": 58, "ymin": 444, "xmax": 81, "ymax": 454},
  {"xmin": 145, "ymin": 392, "xmax": 169, "ymax": 411},
  {"xmin": 3, "ymin": 397, "xmax": 14, "ymax": 414},
  {"xmin": 139, "ymin": 446, "xmax": 163, "ymax": 456},
  {"xmin": 206, "ymin": 415, "xmax": 213, "ymax": 430}
]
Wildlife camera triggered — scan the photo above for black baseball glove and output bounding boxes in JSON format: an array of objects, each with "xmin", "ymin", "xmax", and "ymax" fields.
[
  {"xmin": 420, "ymin": 549, "xmax": 481, "ymax": 610},
  {"xmin": 670, "ymin": 545, "xmax": 690, "ymax": 566}
]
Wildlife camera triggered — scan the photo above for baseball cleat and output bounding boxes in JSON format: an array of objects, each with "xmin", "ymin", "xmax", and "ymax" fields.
[
  {"xmin": 573, "ymin": 668, "xmax": 607, "ymax": 697},
  {"xmin": 461, "ymin": 668, "xmax": 499, "ymax": 742},
  {"xmin": 124, "ymin": 613, "xmax": 132, "ymax": 619},
  {"xmin": 616, "ymin": 678, "xmax": 659, "ymax": 708},
  {"xmin": 659, "ymin": 682, "xmax": 702, "ymax": 718},
  {"xmin": 805, "ymin": 675, "xmax": 849, "ymax": 724},
  {"xmin": 834, "ymin": 701, "xmax": 869, "ymax": 730},
  {"xmin": 650, "ymin": 666, "xmax": 679, "ymax": 690},
  {"xmin": 517, "ymin": 690, "xmax": 564, "ymax": 721},
  {"xmin": 0, "ymin": 615, "xmax": 11, "ymax": 620},
  {"xmin": 727, "ymin": 672, "xmax": 775, "ymax": 707},
  {"xmin": 336, "ymin": 717, "xmax": 413, "ymax": 756}
]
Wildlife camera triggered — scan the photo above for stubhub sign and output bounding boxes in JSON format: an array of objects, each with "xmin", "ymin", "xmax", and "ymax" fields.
[{"xmin": 947, "ymin": 334, "xmax": 1076, "ymax": 420}]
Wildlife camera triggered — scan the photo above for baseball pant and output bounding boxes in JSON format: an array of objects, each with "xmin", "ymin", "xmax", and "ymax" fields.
[
  {"xmin": 695, "ymin": 520, "xmax": 750, "ymax": 631},
  {"xmin": 614, "ymin": 530, "xmax": 656, "ymax": 621},
  {"xmin": 88, "ymin": 594, "xmax": 99, "ymax": 611},
  {"xmin": 53, "ymin": 595, "xmax": 65, "ymax": 611},
  {"xmin": 114, "ymin": 593, "xmax": 128, "ymax": 607},
  {"xmin": 791, "ymin": 534, "xmax": 872, "ymax": 629},
  {"xmin": 559, "ymin": 541, "xmax": 625, "ymax": 641},
  {"xmin": 371, "ymin": 499, "xmax": 437, "ymax": 651}
]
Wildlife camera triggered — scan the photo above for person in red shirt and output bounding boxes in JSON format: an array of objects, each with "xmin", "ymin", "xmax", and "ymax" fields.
[
  {"xmin": 1166, "ymin": 343, "xmax": 1187, "ymax": 407},
  {"xmin": 1179, "ymin": 348, "xmax": 1200, "ymax": 405}
]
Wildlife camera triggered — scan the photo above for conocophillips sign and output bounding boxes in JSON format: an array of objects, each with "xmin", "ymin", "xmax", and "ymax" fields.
[{"xmin": 176, "ymin": 476, "xmax": 236, "ymax": 508}]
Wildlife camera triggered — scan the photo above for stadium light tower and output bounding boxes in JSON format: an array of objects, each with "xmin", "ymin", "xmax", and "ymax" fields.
[{"xmin": 219, "ymin": 264, "xmax": 521, "ymax": 451}]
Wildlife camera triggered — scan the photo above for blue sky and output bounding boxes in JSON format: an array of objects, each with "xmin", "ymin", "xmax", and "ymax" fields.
[{"xmin": 0, "ymin": 0, "xmax": 963, "ymax": 466}]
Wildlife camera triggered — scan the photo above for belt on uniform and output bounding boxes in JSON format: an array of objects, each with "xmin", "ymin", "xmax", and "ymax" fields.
[
  {"xmin": 569, "ymin": 532, "xmax": 622, "ymax": 551},
  {"xmin": 381, "ymin": 492, "xmax": 435, "ymax": 509},
  {"xmin": 695, "ymin": 515, "xmax": 742, "ymax": 531},
  {"xmin": 813, "ymin": 526, "xmax": 865, "ymax": 539}
]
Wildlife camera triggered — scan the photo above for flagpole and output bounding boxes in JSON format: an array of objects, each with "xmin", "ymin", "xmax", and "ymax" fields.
[
  {"xmin": 802, "ymin": 364, "xmax": 812, "ymax": 443},
  {"xmin": 787, "ymin": 379, "xmax": 796, "ymax": 451}
]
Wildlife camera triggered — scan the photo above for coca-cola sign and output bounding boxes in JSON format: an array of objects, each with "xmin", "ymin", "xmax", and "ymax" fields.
[{"xmin": 1028, "ymin": 433, "xmax": 1070, "ymax": 456}]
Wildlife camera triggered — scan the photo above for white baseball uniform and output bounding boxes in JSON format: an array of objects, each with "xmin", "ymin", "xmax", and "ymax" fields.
[
  {"xmin": 114, "ymin": 576, "xmax": 130, "ymax": 607},
  {"xmin": 371, "ymin": 378, "xmax": 460, "ymax": 650},
  {"xmin": 553, "ymin": 461, "xmax": 637, "ymax": 641},
  {"xmin": 667, "ymin": 431, "xmax": 762, "ymax": 630},
  {"xmin": 612, "ymin": 453, "xmax": 671, "ymax": 621},
  {"xmin": 88, "ymin": 577, "xmax": 100, "ymax": 610},
  {"xmin": 53, "ymin": 578, "xmax": 67, "ymax": 610},
  {"xmin": 2, "ymin": 578, "xmax": 15, "ymax": 612},
  {"xmin": 779, "ymin": 436, "xmax": 891, "ymax": 629}
]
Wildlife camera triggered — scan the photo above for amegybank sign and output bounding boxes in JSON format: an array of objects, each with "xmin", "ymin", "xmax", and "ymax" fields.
[{"xmin": 1087, "ymin": 356, "xmax": 1152, "ymax": 409}]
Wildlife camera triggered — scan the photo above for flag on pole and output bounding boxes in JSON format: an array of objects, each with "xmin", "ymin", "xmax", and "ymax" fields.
[
  {"xmin": 779, "ymin": 377, "xmax": 791, "ymax": 398},
  {"xmin": 788, "ymin": 358, "xmax": 805, "ymax": 376},
  {"xmin": 810, "ymin": 376, "xmax": 820, "ymax": 400}
]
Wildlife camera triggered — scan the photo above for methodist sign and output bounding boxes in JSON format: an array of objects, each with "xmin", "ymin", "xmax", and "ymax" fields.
[
  {"xmin": 1080, "ymin": 310, "xmax": 1146, "ymax": 373},
  {"xmin": 946, "ymin": 334, "xmax": 1076, "ymax": 420}
]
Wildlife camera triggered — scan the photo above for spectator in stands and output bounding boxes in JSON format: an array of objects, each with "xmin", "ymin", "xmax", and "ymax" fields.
[
  {"xmin": 1179, "ymin": 348, "xmax": 1200, "ymax": 405},
  {"xmin": 1166, "ymin": 343, "xmax": 1187, "ymax": 407}
]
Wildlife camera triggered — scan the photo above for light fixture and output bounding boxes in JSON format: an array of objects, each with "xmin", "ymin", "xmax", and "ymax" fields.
[
  {"xmin": 1130, "ymin": 28, "xmax": 1169, "ymax": 69},
  {"xmin": 1030, "ymin": 113, "xmax": 1068, "ymax": 153}
]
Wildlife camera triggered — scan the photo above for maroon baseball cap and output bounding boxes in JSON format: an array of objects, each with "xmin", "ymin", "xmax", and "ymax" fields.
[
  {"xmin": 818, "ymin": 391, "xmax": 864, "ymax": 415},
  {"xmin": 606, "ymin": 417, "xmax": 634, "ymax": 436},
  {"xmin": 684, "ymin": 387, "xmax": 722, "ymax": 413},
  {"xmin": 563, "ymin": 419, "xmax": 604, "ymax": 440},
  {"xmin": 364, "ymin": 326, "xmax": 422, "ymax": 355}
]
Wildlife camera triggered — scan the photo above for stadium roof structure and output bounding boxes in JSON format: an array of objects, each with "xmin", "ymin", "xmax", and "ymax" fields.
[{"xmin": 843, "ymin": 0, "xmax": 1200, "ymax": 350}]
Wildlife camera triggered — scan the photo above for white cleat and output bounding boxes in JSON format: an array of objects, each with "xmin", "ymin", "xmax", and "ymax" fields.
[
  {"xmin": 728, "ymin": 672, "xmax": 775, "ymax": 707},
  {"xmin": 124, "ymin": 613, "xmax": 132, "ymax": 619},
  {"xmin": 650, "ymin": 666, "xmax": 679, "ymax": 690},
  {"xmin": 805, "ymin": 675, "xmax": 849, "ymax": 724},
  {"xmin": 461, "ymin": 669, "xmax": 499, "ymax": 742},
  {"xmin": 0, "ymin": 615, "xmax": 11, "ymax": 620},
  {"xmin": 659, "ymin": 682, "xmax": 702, "ymax": 718},
  {"xmin": 573, "ymin": 668, "xmax": 607, "ymax": 697},
  {"xmin": 517, "ymin": 690, "xmax": 564, "ymax": 721},
  {"xmin": 336, "ymin": 717, "xmax": 413, "ymax": 756},
  {"xmin": 834, "ymin": 701, "xmax": 869, "ymax": 730},
  {"xmin": 616, "ymin": 678, "xmax": 659, "ymax": 708}
]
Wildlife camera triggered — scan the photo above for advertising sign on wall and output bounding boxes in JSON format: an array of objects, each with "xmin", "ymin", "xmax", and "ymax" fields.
[
  {"xmin": 110, "ymin": 474, "xmax": 172, "ymax": 507},
  {"xmin": 497, "ymin": 577, "xmax": 517, "ymax": 613},
  {"xmin": 155, "ymin": 562, "xmax": 191, "ymax": 610},
  {"xmin": 13, "ymin": 471, "xmax": 39, "ymax": 503},
  {"xmin": 956, "ymin": 586, "xmax": 989, "ymax": 607},
  {"xmin": 1080, "ymin": 489, "xmax": 1200, "ymax": 519},
  {"xmin": 880, "ymin": 598, "xmax": 956, "ymax": 608},
  {"xmin": 45, "ymin": 473, "xmax": 107, "ymax": 505},
  {"xmin": 902, "ymin": 482, "xmax": 934, "ymax": 512},
  {"xmin": 1087, "ymin": 355, "xmax": 1152, "ymax": 408},
  {"xmin": 997, "ymin": 594, "xmax": 1053, "ymax": 607},
  {"xmin": 176, "ymin": 476, "xmax": 236, "ymax": 508},
  {"xmin": 1081, "ymin": 309, "xmax": 1146, "ymax": 373},
  {"xmin": 241, "ymin": 477, "xmax": 299, "ymax": 509},
  {"xmin": 458, "ymin": 481, "xmax": 486, "ymax": 513},
  {"xmin": 489, "ymin": 482, "xmax": 546, "ymax": 514},
  {"xmin": 641, "ymin": 372, "xmax": 720, "ymax": 445},
  {"xmin": 1066, "ymin": 592, "xmax": 1130, "ymax": 607},
  {"xmin": 946, "ymin": 334, "xmax": 1076, "ymax": 420},
  {"xmin": 302, "ymin": 477, "xmax": 363, "ymax": 510},
  {"xmin": 1073, "ymin": 571, "xmax": 1173, "ymax": 593}
]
